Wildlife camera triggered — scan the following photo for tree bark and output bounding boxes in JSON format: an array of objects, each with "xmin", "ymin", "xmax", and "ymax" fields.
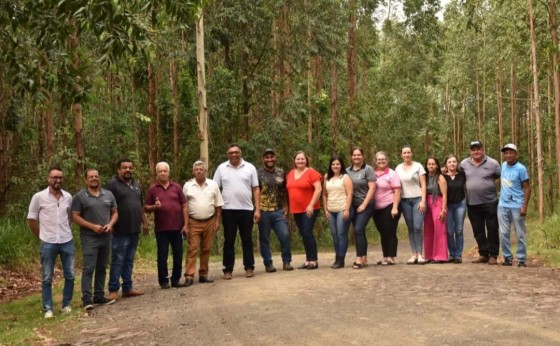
[
  {"xmin": 196, "ymin": 13, "xmax": 209, "ymax": 166},
  {"xmin": 148, "ymin": 62, "xmax": 157, "ymax": 182},
  {"xmin": 347, "ymin": 0, "xmax": 357, "ymax": 139},
  {"xmin": 330, "ymin": 61, "xmax": 338, "ymax": 156},
  {"xmin": 496, "ymin": 67, "xmax": 504, "ymax": 149},
  {"xmin": 549, "ymin": 0, "xmax": 560, "ymax": 205},
  {"xmin": 170, "ymin": 58, "xmax": 180, "ymax": 179},
  {"xmin": 528, "ymin": 0, "xmax": 545, "ymax": 222},
  {"xmin": 70, "ymin": 22, "xmax": 84, "ymax": 182},
  {"xmin": 510, "ymin": 63, "xmax": 517, "ymax": 143}
]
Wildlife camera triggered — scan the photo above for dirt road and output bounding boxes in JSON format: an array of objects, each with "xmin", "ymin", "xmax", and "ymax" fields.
[{"xmin": 60, "ymin": 227, "xmax": 560, "ymax": 345}]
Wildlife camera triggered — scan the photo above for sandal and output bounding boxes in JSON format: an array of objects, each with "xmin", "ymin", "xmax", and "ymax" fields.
[
  {"xmin": 386, "ymin": 257, "xmax": 395, "ymax": 265},
  {"xmin": 352, "ymin": 262, "xmax": 364, "ymax": 269}
]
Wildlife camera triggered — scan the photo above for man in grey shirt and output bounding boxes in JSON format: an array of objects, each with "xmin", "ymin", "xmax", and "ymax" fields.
[
  {"xmin": 72, "ymin": 169, "xmax": 118, "ymax": 310},
  {"xmin": 460, "ymin": 141, "xmax": 501, "ymax": 265}
]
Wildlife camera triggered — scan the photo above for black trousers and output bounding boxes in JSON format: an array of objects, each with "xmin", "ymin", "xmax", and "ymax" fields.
[
  {"xmin": 467, "ymin": 200, "xmax": 499, "ymax": 257},
  {"xmin": 372, "ymin": 203, "xmax": 400, "ymax": 257},
  {"xmin": 222, "ymin": 210, "xmax": 255, "ymax": 273}
]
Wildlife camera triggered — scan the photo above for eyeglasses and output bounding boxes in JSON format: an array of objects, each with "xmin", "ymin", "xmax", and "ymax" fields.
[{"xmin": 49, "ymin": 176, "xmax": 63, "ymax": 180}]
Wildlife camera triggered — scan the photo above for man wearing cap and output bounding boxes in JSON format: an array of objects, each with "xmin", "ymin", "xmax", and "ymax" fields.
[
  {"xmin": 498, "ymin": 144, "xmax": 530, "ymax": 267},
  {"xmin": 182, "ymin": 160, "xmax": 224, "ymax": 286},
  {"xmin": 257, "ymin": 148, "xmax": 293, "ymax": 272},
  {"xmin": 213, "ymin": 143, "xmax": 261, "ymax": 279},
  {"xmin": 460, "ymin": 141, "xmax": 501, "ymax": 264}
]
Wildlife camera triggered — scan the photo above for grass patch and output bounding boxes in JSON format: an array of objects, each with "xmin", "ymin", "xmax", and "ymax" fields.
[{"xmin": 527, "ymin": 214, "xmax": 560, "ymax": 267}]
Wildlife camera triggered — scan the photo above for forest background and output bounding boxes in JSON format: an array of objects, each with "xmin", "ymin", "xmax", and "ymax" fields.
[{"xmin": 2, "ymin": 0, "xmax": 560, "ymax": 267}]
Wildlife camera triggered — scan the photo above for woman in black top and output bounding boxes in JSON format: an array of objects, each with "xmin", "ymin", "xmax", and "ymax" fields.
[{"xmin": 443, "ymin": 155, "xmax": 466, "ymax": 263}]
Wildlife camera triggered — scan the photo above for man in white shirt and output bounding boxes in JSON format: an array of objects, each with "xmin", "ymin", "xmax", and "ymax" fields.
[
  {"xmin": 27, "ymin": 167, "xmax": 75, "ymax": 319},
  {"xmin": 182, "ymin": 160, "xmax": 223, "ymax": 286},
  {"xmin": 213, "ymin": 144, "xmax": 261, "ymax": 279}
]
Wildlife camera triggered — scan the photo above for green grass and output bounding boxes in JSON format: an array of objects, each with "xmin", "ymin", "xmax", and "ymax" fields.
[{"xmin": 526, "ymin": 214, "xmax": 560, "ymax": 267}]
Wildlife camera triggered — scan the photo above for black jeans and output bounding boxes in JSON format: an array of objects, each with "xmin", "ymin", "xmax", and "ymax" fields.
[
  {"xmin": 467, "ymin": 200, "xmax": 499, "ymax": 258},
  {"xmin": 155, "ymin": 231, "xmax": 183, "ymax": 286},
  {"xmin": 222, "ymin": 210, "xmax": 255, "ymax": 273},
  {"xmin": 372, "ymin": 203, "xmax": 400, "ymax": 258}
]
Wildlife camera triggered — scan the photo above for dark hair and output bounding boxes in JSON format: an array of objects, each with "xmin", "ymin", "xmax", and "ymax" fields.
[
  {"xmin": 326, "ymin": 155, "xmax": 347, "ymax": 181},
  {"xmin": 85, "ymin": 169, "xmax": 99, "ymax": 178},
  {"xmin": 424, "ymin": 156, "xmax": 442, "ymax": 176},
  {"xmin": 117, "ymin": 158, "xmax": 133, "ymax": 170},
  {"xmin": 444, "ymin": 154, "xmax": 458, "ymax": 167},
  {"xmin": 350, "ymin": 146, "xmax": 364, "ymax": 156},
  {"xmin": 48, "ymin": 166, "xmax": 63, "ymax": 174},
  {"xmin": 293, "ymin": 151, "xmax": 310, "ymax": 168},
  {"xmin": 401, "ymin": 144, "xmax": 413, "ymax": 153},
  {"xmin": 227, "ymin": 143, "xmax": 241, "ymax": 150}
]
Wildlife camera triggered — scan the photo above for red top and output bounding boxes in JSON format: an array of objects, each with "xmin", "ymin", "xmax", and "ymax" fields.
[
  {"xmin": 286, "ymin": 168, "xmax": 322, "ymax": 214},
  {"xmin": 145, "ymin": 181, "xmax": 187, "ymax": 231}
]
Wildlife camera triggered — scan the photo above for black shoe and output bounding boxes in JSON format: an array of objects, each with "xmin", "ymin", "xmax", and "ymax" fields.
[
  {"xmin": 453, "ymin": 258, "xmax": 462, "ymax": 264},
  {"xmin": 265, "ymin": 265, "xmax": 277, "ymax": 273},
  {"xmin": 93, "ymin": 296, "xmax": 116, "ymax": 305},
  {"xmin": 171, "ymin": 282, "xmax": 182, "ymax": 288},
  {"xmin": 160, "ymin": 282, "xmax": 171, "ymax": 289},
  {"xmin": 502, "ymin": 258, "xmax": 513, "ymax": 266},
  {"xmin": 184, "ymin": 278, "xmax": 194, "ymax": 287},
  {"xmin": 82, "ymin": 301, "xmax": 94, "ymax": 311},
  {"xmin": 298, "ymin": 263, "xmax": 310, "ymax": 269},
  {"xmin": 331, "ymin": 257, "xmax": 344, "ymax": 269},
  {"xmin": 199, "ymin": 276, "xmax": 214, "ymax": 283},
  {"xmin": 518, "ymin": 261, "xmax": 527, "ymax": 267},
  {"xmin": 307, "ymin": 262, "xmax": 319, "ymax": 270},
  {"xmin": 283, "ymin": 263, "xmax": 294, "ymax": 271}
]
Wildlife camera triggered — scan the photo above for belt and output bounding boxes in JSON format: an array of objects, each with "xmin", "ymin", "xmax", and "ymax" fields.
[{"xmin": 189, "ymin": 215, "xmax": 215, "ymax": 222}]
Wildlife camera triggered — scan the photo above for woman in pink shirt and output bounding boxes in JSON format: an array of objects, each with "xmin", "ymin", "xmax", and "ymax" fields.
[{"xmin": 372, "ymin": 152, "xmax": 401, "ymax": 265}]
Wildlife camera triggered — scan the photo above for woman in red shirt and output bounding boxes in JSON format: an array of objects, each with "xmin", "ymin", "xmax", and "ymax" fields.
[{"xmin": 286, "ymin": 151, "xmax": 323, "ymax": 270}]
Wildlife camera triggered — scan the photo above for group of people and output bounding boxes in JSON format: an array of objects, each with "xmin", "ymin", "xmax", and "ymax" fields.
[{"xmin": 27, "ymin": 141, "xmax": 531, "ymax": 319}]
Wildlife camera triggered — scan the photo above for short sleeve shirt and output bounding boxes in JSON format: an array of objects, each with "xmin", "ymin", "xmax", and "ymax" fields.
[
  {"xmin": 499, "ymin": 161, "xmax": 529, "ymax": 209},
  {"xmin": 460, "ymin": 155, "xmax": 501, "ymax": 205},
  {"xmin": 72, "ymin": 188, "xmax": 117, "ymax": 237},
  {"xmin": 27, "ymin": 188, "xmax": 73, "ymax": 243},
  {"xmin": 257, "ymin": 167, "xmax": 286, "ymax": 212},
  {"xmin": 286, "ymin": 168, "xmax": 322, "ymax": 214},
  {"xmin": 183, "ymin": 178, "xmax": 224, "ymax": 220},
  {"xmin": 213, "ymin": 159, "xmax": 259, "ymax": 210},
  {"xmin": 374, "ymin": 168, "xmax": 401, "ymax": 210},
  {"xmin": 145, "ymin": 181, "xmax": 186, "ymax": 231},
  {"xmin": 395, "ymin": 162, "xmax": 425, "ymax": 199},
  {"xmin": 346, "ymin": 164, "xmax": 376, "ymax": 207},
  {"xmin": 105, "ymin": 176, "xmax": 144, "ymax": 235}
]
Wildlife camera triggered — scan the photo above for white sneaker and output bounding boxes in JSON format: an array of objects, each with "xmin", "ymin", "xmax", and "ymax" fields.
[
  {"xmin": 44, "ymin": 310, "xmax": 54, "ymax": 319},
  {"xmin": 406, "ymin": 256, "xmax": 418, "ymax": 265},
  {"xmin": 62, "ymin": 306, "xmax": 72, "ymax": 314},
  {"xmin": 417, "ymin": 255, "xmax": 427, "ymax": 265}
]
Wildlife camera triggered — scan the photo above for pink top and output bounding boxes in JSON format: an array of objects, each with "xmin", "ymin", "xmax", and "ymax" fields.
[
  {"xmin": 373, "ymin": 168, "xmax": 401, "ymax": 210},
  {"xmin": 286, "ymin": 168, "xmax": 322, "ymax": 214}
]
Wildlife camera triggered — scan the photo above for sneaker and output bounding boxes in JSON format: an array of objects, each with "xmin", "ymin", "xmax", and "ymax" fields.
[
  {"xmin": 265, "ymin": 265, "xmax": 277, "ymax": 273},
  {"xmin": 160, "ymin": 282, "xmax": 171, "ymax": 289},
  {"xmin": 245, "ymin": 268, "xmax": 255, "ymax": 278},
  {"xmin": 223, "ymin": 272, "xmax": 233, "ymax": 280},
  {"xmin": 61, "ymin": 306, "xmax": 72, "ymax": 314},
  {"xmin": 83, "ymin": 302, "xmax": 94, "ymax": 311},
  {"xmin": 108, "ymin": 291, "xmax": 119, "ymax": 301},
  {"xmin": 518, "ymin": 261, "xmax": 527, "ymax": 267},
  {"xmin": 93, "ymin": 296, "xmax": 116, "ymax": 305},
  {"xmin": 406, "ymin": 256, "xmax": 418, "ymax": 265},
  {"xmin": 502, "ymin": 258, "xmax": 513, "ymax": 266},
  {"xmin": 471, "ymin": 256, "xmax": 489, "ymax": 264},
  {"xmin": 122, "ymin": 289, "xmax": 144, "ymax": 298},
  {"xmin": 488, "ymin": 257, "xmax": 498, "ymax": 265},
  {"xmin": 283, "ymin": 263, "xmax": 294, "ymax": 271},
  {"xmin": 44, "ymin": 310, "xmax": 54, "ymax": 319},
  {"xmin": 417, "ymin": 255, "xmax": 427, "ymax": 265}
]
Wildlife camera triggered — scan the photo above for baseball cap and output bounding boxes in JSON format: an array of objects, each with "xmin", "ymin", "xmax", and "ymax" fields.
[
  {"xmin": 501, "ymin": 143, "xmax": 518, "ymax": 152},
  {"xmin": 263, "ymin": 148, "xmax": 276, "ymax": 156},
  {"xmin": 470, "ymin": 140, "xmax": 483, "ymax": 149}
]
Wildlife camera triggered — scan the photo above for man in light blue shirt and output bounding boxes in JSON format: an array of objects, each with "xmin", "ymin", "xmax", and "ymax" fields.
[{"xmin": 498, "ymin": 144, "xmax": 531, "ymax": 267}]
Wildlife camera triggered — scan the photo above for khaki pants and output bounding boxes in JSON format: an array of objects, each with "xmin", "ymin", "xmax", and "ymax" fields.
[{"xmin": 185, "ymin": 218, "xmax": 215, "ymax": 278}]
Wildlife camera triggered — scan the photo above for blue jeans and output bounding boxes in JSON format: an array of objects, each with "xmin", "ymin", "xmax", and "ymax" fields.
[
  {"xmin": 327, "ymin": 211, "xmax": 350, "ymax": 258},
  {"xmin": 446, "ymin": 200, "xmax": 466, "ymax": 259},
  {"xmin": 155, "ymin": 231, "xmax": 183, "ymax": 286},
  {"xmin": 293, "ymin": 210, "xmax": 319, "ymax": 261},
  {"xmin": 498, "ymin": 206, "xmax": 527, "ymax": 262},
  {"xmin": 81, "ymin": 234, "xmax": 111, "ymax": 303},
  {"xmin": 349, "ymin": 204, "xmax": 373, "ymax": 257},
  {"xmin": 109, "ymin": 233, "xmax": 140, "ymax": 293},
  {"xmin": 259, "ymin": 210, "xmax": 292, "ymax": 265},
  {"xmin": 40, "ymin": 240, "xmax": 75, "ymax": 311},
  {"xmin": 400, "ymin": 197, "xmax": 425, "ymax": 254}
]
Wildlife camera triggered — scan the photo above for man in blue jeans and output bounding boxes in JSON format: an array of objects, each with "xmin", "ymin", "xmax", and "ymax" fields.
[
  {"xmin": 27, "ymin": 167, "xmax": 75, "ymax": 319},
  {"xmin": 257, "ymin": 148, "xmax": 293, "ymax": 272},
  {"xmin": 106, "ymin": 159, "xmax": 149, "ymax": 301},
  {"xmin": 498, "ymin": 144, "xmax": 531, "ymax": 267}
]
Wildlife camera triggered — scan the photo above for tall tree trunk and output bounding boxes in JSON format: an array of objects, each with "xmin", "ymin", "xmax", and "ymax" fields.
[
  {"xmin": 148, "ymin": 62, "xmax": 157, "ymax": 182},
  {"xmin": 330, "ymin": 61, "xmax": 338, "ymax": 156},
  {"xmin": 41, "ymin": 93, "xmax": 55, "ymax": 159},
  {"xmin": 131, "ymin": 67, "xmax": 140, "ymax": 160},
  {"xmin": 196, "ymin": 13, "xmax": 209, "ymax": 166},
  {"xmin": 529, "ymin": 0, "xmax": 545, "ymax": 222},
  {"xmin": 496, "ymin": 67, "xmax": 504, "ymax": 149},
  {"xmin": 0, "ymin": 71, "xmax": 10, "ymax": 208},
  {"xmin": 306, "ymin": 0, "xmax": 313, "ymax": 144},
  {"xmin": 510, "ymin": 63, "xmax": 517, "ymax": 143},
  {"xmin": 347, "ymin": 0, "xmax": 357, "ymax": 139},
  {"xmin": 549, "ymin": 0, "xmax": 560, "ymax": 204},
  {"xmin": 70, "ymin": 22, "xmax": 84, "ymax": 182},
  {"xmin": 476, "ymin": 71, "xmax": 482, "ymax": 140},
  {"xmin": 170, "ymin": 59, "xmax": 180, "ymax": 179}
]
